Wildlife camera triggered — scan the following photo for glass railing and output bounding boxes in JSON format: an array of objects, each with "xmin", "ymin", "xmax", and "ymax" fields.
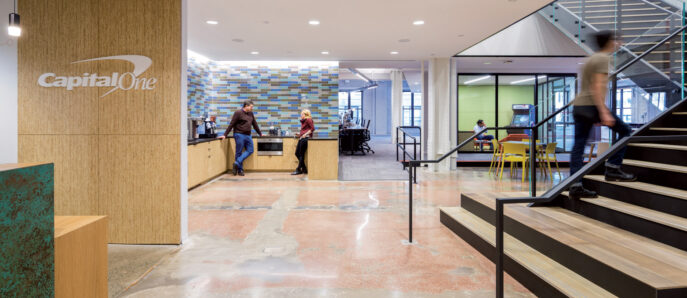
[{"xmin": 540, "ymin": 0, "xmax": 683, "ymax": 52}]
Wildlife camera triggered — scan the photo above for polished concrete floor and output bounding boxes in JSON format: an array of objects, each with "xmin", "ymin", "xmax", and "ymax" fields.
[
  {"xmin": 114, "ymin": 167, "xmax": 568, "ymax": 297},
  {"xmin": 338, "ymin": 136, "xmax": 411, "ymax": 181}
]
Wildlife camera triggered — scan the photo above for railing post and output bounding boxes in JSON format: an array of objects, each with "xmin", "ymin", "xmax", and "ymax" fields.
[
  {"xmin": 530, "ymin": 129, "xmax": 537, "ymax": 197},
  {"xmin": 611, "ymin": 75, "xmax": 618, "ymax": 143},
  {"xmin": 408, "ymin": 163, "xmax": 414, "ymax": 243},
  {"xmin": 413, "ymin": 138, "xmax": 418, "ymax": 184},
  {"xmin": 396, "ymin": 127, "xmax": 399, "ymax": 163},
  {"xmin": 495, "ymin": 200, "xmax": 504, "ymax": 298}
]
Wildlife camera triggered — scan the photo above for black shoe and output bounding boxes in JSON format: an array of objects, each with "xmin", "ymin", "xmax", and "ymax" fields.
[
  {"xmin": 605, "ymin": 166, "xmax": 637, "ymax": 182},
  {"xmin": 569, "ymin": 185, "xmax": 598, "ymax": 199},
  {"xmin": 291, "ymin": 170, "xmax": 303, "ymax": 175},
  {"xmin": 238, "ymin": 171, "xmax": 245, "ymax": 176},
  {"xmin": 232, "ymin": 165, "xmax": 238, "ymax": 176},
  {"xmin": 302, "ymin": 168, "xmax": 308, "ymax": 174}
]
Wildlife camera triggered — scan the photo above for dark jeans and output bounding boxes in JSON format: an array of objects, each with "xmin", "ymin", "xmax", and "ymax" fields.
[
  {"xmin": 295, "ymin": 138, "xmax": 309, "ymax": 171},
  {"xmin": 477, "ymin": 134, "xmax": 494, "ymax": 150},
  {"xmin": 570, "ymin": 106, "xmax": 632, "ymax": 176},
  {"xmin": 234, "ymin": 133, "xmax": 254, "ymax": 171}
]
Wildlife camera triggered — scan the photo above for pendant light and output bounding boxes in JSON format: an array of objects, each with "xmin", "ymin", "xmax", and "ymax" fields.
[{"xmin": 8, "ymin": 0, "xmax": 20, "ymax": 37}]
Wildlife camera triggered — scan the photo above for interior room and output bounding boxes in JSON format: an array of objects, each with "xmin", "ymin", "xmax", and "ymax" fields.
[{"xmin": 2, "ymin": 0, "xmax": 687, "ymax": 297}]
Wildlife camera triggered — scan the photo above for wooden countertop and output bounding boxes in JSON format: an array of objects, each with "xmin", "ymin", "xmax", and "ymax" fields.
[{"xmin": 55, "ymin": 216, "xmax": 107, "ymax": 238}]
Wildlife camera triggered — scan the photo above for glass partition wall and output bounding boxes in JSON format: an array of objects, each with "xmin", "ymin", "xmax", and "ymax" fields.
[{"xmin": 458, "ymin": 74, "xmax": 577, "ymax": 152}]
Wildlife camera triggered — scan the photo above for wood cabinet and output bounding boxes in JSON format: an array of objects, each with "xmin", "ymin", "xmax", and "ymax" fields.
[{"xmin": 187, "ymin": 139, "xmax": 229, "ymax": 189}]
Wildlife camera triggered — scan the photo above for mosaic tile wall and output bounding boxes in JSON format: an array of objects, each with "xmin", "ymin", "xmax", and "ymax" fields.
[
  {"xmin": 188, "ymin": 56, "xmax": 339, "ymax": 138},
  {"xmin": 0, "ymin": 164, "xmax": 54, "ymax": 297}
]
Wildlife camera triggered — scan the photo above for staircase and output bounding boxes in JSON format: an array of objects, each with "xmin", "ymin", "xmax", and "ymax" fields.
[
  {"xmin": 441, "ymin": 89, "xmax": 687, "ymax": 295},
  {"xmin": 541, "ymin": 0, "xmax": 686, "ymax": 106}
]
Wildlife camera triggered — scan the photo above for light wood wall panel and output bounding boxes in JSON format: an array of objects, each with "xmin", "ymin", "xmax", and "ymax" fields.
[
  {"xmin": 18, "ymin": 135, "xmax": 99, "ymax": 215},
  {"xmin": 18, "ymin": 0, "xmax": 100, "ymax": 135},
  {"xmin": 99, "ymin": 135, "xmax": 179, "ymax": 244},
  {"xmin": 18, "ymin": 0, "xmax": 182, "ymax": 244}
]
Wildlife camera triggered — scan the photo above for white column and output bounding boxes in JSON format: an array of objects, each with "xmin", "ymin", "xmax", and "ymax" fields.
[
  {"xmin": 390, "ymin": 70, "xmax": 404, "ymax": 144},
  {"xmin": 427, "ymin": 58, "xmax": 453, "ymax": 172},
  {"xmin": 0, "ymin": 0, "xmax": 18, "ymax": 164}
]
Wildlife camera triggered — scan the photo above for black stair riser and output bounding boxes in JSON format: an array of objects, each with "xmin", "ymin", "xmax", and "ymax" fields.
[
  {"xmin": 625, "ymin": 146, "xmax": 687, "ymax": 166},
  {"xmin": 562, "ymin": 198, "xmax": 687, "ymax": 251},
  {"xmin": 460, "ymin": 195, "xmax": 658, "ymax": 297},
  {"xmin": 622, "ymin": 164, "xmax": 687, "ymax": 190},
  {"xmin": 645, "ymin": 129, "xmax": 687, "ymax": 136},
  {"xmin": 583, "ymin": 177, "xmax": 687, "ymax": 218},
  {"xmin": 439, "ymin": 211, "xmax": 569, "ymax": 298},
  {"xmin": 655, "ymin": 116, "xmax": 687, "ymax": 128}
]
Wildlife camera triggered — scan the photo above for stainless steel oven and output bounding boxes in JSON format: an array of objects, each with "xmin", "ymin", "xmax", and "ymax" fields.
[{"xmin": 257, "ymin": 138, "xmax": 283, "ymax": 156}]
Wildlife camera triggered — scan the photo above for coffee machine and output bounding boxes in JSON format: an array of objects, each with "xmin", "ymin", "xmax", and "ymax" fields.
[
  {"xmin": 200, "ymin": 116, "xmax": 217, "ymax": 138},
  {"xmin": 187, "ymin": 117, "xmax": 204, "ymax": 141}
]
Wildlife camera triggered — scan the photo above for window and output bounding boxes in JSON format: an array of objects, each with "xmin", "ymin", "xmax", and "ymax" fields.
[
  {"xmin": 338, "ymin": 91, "xmax": 363, "ymax": 125},
  {"xmin": 402, "ymin": 92, "xmax": 422, "ymax": 127},
  {"xmin": 405, "ymin": 92, "xmax": 423, "ymax": 127}
]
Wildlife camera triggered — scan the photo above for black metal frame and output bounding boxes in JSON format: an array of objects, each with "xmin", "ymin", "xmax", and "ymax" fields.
[
  {"xmin": 456, "ymin": 73, "xmax": 578, "ymax": 153},
  {"xmin": 396, "ymin": 126, "xmax": 421, "ymax": 184}
]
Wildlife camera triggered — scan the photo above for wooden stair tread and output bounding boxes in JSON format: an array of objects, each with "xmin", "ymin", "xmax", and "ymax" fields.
[
  {"xmin": 623, "ymin": 159, "xmax": 687, "ymax": 174},
  {"xmin": 465, "ymin": 193, "xmax": 687, "ymax": 289},
  {"xmin": 441, "ymin": 207, "xmax": 614, "ymax": 297},
  {"xmin": 628, "ymin": 143, "xmax": 687, "ymax": 151},
  {"xmin": 585, "ymin": 175, "xmax": 687, "ymax": 201},
  {"xmin": 650, "ymin": 127, "xmax": 687, "ymax": 132},
  {"xmin": 578, "ymin": 195, "xmax": 687, "ymax": 232},
  {"xmin": 673, "ymin": 112, "xmax": 687, "ymax": 115}
]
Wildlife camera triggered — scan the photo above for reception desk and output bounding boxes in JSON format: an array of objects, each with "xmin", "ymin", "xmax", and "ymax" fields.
[
  {"xmin": 188, "ymin": 136, "xmax": 338, "ymax": 188},
  {"xmin": 55, "ymin": 216, "xmax": 108, "ymax": 298}
]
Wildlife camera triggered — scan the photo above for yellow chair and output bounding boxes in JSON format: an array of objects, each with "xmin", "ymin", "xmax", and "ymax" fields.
[
  {"xmin": 539, "ymin": 142, "xmax": 561, "ymax": 178},
  {"xmin": 499, "ymin": 142, "xmax": 529, "ymax": 182},
  {"xmin": 488, "ymin": 139, "xmax": 501, "ymax": 175}
]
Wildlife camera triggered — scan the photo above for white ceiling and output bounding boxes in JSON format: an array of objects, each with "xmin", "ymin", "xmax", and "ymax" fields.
[{"xmin": 188, "ymin": 0, "xmax": 552, "ymax": 61}]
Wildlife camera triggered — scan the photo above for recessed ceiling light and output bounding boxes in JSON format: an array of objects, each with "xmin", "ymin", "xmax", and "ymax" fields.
[
  {"xmin": 321, "ymin": 51, "xmax": 329, "ymax": 55},
  {"xmin": 413, "ymin": 20, "xmax": 425, "ymax": 25},
  {"xmin": 414, "ymin": 82, "xmax": 419, "ymax": 85},
  {"xmin": 484, "ymin": 62, "xmax": 492, "ymax": 65},
  {"xmin": 390, "ymin": 51, "xmax": 399, "ymax": 55},
  {"xmin": 251, "ymin": 51, "xmax": 259, "ymax": 55},
  {"xmin": 578, "ymin": 62, "xmax": 584, "ymax": 64},
  {"xmin": 308, "ymin": 20, "xmax": 320, "ymax": 25},
  {"xmin": 206, "ymin": 20, "xmax": 218, "ymax": 25}
]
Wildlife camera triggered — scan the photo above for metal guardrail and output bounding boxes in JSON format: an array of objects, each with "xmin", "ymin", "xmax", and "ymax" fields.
[{"xmin": 396, "ymin": 126, "xmax": 421, "ymax": 185}]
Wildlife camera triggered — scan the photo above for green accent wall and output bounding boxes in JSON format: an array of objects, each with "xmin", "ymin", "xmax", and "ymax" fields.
[
  {"xmin": 458, "ymin": 85, "xmax": 534, "ymax": 139},
  {"xmin": 0, "ymin": 164, "xmax": 54, "ymax": 297},
  {"xmin": 458, "ymin": 85, "xmax": 495, "ymax": 131}
]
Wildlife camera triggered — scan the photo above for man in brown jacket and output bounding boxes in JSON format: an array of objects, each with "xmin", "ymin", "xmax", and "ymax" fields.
[{"xmin": 218, "ymin": 100, "xmax": 262, "ymax": 176}]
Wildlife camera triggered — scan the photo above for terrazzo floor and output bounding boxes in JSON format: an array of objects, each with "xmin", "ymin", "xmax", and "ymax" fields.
[{"xmin": 112, "ymin": 167, "xmax": 568, "ymax": 297}]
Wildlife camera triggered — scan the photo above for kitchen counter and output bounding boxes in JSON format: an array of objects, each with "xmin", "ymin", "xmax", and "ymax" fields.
[
  {"xmin": 187, "ymin": 137, "xmax": 338, "ymax": 188},
  {"xmin": 188, "ymin": 135, "xmax": 337, "ymax": 145}
]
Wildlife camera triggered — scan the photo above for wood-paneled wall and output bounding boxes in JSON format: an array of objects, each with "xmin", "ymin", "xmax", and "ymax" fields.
[{"xmin": 18, "ymin": 0, "xmax": 182, "ymax": 244}]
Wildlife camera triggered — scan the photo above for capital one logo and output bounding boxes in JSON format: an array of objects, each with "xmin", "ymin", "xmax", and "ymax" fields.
[{"xmin": 37, "ymin": 55, "xmax": 158, "ymax": 97}]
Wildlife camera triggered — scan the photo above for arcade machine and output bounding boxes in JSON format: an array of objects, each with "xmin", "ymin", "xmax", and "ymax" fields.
[{"xmin": 504, "ymin": 104, "xmax": 535, "ymax": 141}]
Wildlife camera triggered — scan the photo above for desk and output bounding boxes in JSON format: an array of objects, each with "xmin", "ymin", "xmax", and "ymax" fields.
[
  {"xmin": 55, "ymin": 216, "xmax": 108, "ymax": 298},
  {"xmin": 339, "ymin": 128, "xmax": 369, "ymax": 155}
]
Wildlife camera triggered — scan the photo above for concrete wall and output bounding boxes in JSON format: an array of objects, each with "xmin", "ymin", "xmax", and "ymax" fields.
[{"xmin": 0, "ymin": 0, "xmax": 18, "ymax": 164}]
